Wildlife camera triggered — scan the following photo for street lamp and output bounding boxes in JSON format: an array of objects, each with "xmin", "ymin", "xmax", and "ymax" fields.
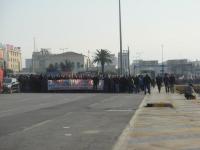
[
  {"xmin": 119, "ymin": 0, "xmax": 123, "ymax": 76},
  {"xmin": 161, "ymin": 44, "xmax": 164, "ymax": 76}
]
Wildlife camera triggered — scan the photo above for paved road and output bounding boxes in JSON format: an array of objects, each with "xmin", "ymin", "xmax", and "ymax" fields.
[{"xmin": 0, "ymin": 93, "xmax": 144, "ymax": 150}]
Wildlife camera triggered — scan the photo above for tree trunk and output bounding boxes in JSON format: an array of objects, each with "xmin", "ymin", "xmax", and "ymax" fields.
[{"xmin": 101, "ymin": 64, "xmax": 104, "ymax": 75}]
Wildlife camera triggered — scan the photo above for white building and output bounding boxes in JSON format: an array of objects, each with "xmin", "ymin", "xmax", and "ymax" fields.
[
  {"xmin": 32, "ymin": 49, "xmax": 90, "ymax": 74},
  {"xmin": 131, "ymin": 60, "xmax": 165, "ymax": 78}
]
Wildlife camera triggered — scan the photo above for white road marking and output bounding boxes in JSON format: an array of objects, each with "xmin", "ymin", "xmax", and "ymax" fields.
[
  {"xmin": 82, "ymin": 130, "xmax": 100, "ymax": 134},
  {"xmin": 23, "ymin": 120, "xmax": 52, "ymax": 132},
  {"xmin": 64, "ymin": 133, "xmax": 72, "ymax": 136},
  {"xmin": 105, "ymin": 109, "xmax": 133, "ymax": 112},
  {"xmin": 63, "ymin": 126, "xmax": 70, "ymax": 129}
]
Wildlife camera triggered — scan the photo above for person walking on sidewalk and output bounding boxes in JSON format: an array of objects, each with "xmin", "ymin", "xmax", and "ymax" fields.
[
  {"xmin": 169, "ymin": 74, "xmax": 176, "ymax": 93},
  {"xmin": 156, "ymin": 74, "xmax": 162, "ymax": 93},
  {"xmin": 143, "ymin": 74, "xmax": 152, "ymax": 95},
  {"xmin": 134, "ymin": 75, "xmax": 140, "ymax": 93},
  {"xmin": 163, "ymin": 73, "xmax": 170, "ymax": 93}
]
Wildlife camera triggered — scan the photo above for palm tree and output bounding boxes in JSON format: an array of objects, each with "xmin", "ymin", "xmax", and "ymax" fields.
[
  {"xmin": 93, "ymin": 49, "xmax": 112, "ymax": 75},
  {"xmin": 60, "ymin": 62, "xmax": 65, "ymax": 71},
  {"xmin": 47, "ymin": 64, "xmax": 54, "ymax": 72},
  {"xmin": 65, "ymin": 60, "xmax": 74, "ymax": 72}
]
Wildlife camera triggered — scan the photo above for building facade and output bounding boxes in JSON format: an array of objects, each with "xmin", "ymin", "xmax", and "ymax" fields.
[
  {"xmin": 7, "ymin": 46, "xmax": 22, "ymax": 72},
  {"xmin": 166, "ymin": 59, "xmax": 193, "ymax": 77},
  {"xmin": 0, "ymin": 48, "xmax": 4, "ymax": 90},
  {"xmin": 25, "ymin": 59, "xmax": 32, "ymax": 71},
  {"xmin": 0, "ymin": 44, "xmax": 22, "ymax": 73},
  {"xmin": 132, "ymin": 60, "xmax": 163, "ymax": 78},
  {"xmin": 131, "ymin": 59, "xmax": 196, "ymax": 78},
  {"xmin": 0, "ymin": 48, "xmax": 3, "ymax": 69},
  {"xmin": 32, "ymin": 49, "xmax": 90, "ymax": 74}
]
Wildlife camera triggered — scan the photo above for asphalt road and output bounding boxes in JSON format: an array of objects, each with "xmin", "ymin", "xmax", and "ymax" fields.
[{"xmin": 0, "ymin": 93, "xmax": 144, "ymax": 150}]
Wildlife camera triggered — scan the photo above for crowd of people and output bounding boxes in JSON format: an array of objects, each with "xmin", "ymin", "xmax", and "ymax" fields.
[
  {"xmin": 156, "ymin": 73, "xmax": 176, "ymax": 94},
  {"xmin": 14, "ymin": 73, "xmax": 178, "ymax": 94}
]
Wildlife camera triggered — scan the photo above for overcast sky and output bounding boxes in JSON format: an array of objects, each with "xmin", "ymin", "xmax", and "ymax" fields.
[{"xmin": 1, "ymin": 0, "xmax": 200, "ymax": 66}]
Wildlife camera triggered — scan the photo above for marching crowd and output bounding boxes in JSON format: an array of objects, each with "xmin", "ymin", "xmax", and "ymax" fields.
[{"xmin": 15, "ymin": 73, "xmax": 176, "ymax": 94}]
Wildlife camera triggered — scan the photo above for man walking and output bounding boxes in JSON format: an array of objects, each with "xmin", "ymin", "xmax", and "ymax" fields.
[
  {"xmin": 156, "ymin": 74, "xmax": 162, "ymax": 93},
  {"xmin": 143, "ymin": 74, "xmax": 152, "ymax": 95},
  {"xmin": 169, "ymin": 74, "xmax": 176, "ymax": 93},
  {"xmin": 163, "ymin": 74, "xmax": 170, "ymax": 93}
]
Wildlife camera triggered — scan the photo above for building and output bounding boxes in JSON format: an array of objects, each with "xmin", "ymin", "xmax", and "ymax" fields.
[
  {"xmin": 118, "ymin": 50, "xmax": 129, "ymax": 75},
  {"xmin": 132, "ymin": 60, "xmax": 162, "ymax": 78},
  {"xmin": 131, "ymin": 59, "xmax": 195, "ymax": 78},
  {"xmin": 0, "ymin": 44, "xmax": 22, "ymax": 73},
  {"xmin": 32, "ymin": 49, "xmax": 90, "ymax": 74},
  {"xmin": 25, "ymin": 59, "xmax": 32, "ymax": 72},
  {"xmin": 191, "ymin": 60, "xmax": 200, "ymax": 77},
  {"xmin": 0, "ymin": 48, "xmax": 3, "ymax": 69},
  {"xmin": 0, "ymin": 47, "xmax": 4, "ymax": 91},
  {"xmin": 166, "ymin": 59, "xmax": 193, "ymax": 77},
  {"xmin": 6, "ymin": 45, "xmax": 22, "ymax": 72}
]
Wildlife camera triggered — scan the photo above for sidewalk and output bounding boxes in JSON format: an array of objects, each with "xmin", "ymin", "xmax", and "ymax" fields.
[{"xmin": 113, "ymin": 88, "xmax": 200, "ymax": 150}]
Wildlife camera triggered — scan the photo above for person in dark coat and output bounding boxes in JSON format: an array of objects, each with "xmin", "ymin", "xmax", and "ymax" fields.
[
  {"xmin": 139, "ymin": 75, "xmax": 144, "ymax": 91},
  {"xmin": 134, "ymin": 76, "xmax": 140, "ymax": 93},
  {"xmin": 163, "ymin": 74, "xmax": 170, "ymax": 93},
  {"xmin": 143, "ymin": 74, "xmax": 152, "ymax": 95},
  {"xmin": 156, "ymin": 74, "xmax": 162, "ymax": 93},
  {"xmin": 169, "ymin": 74, "xmax": 176, "ymax": 93},
  {"xmin": 185, "ymin": 83, "xmax": 196, "ymax": 100},
  {"xmin": 93, "ymin": 76, "xmax": 99, "ymax": 90}
]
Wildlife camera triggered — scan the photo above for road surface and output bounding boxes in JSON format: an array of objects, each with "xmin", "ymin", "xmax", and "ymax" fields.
[{"xmin": 0, "ymin": 93, "xmax": 144, "ymax": 150}]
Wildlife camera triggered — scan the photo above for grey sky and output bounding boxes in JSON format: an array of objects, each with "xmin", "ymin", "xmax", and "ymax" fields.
[{"xmin": 1, "ymin": 0, "xmax": 200, "ymax": 67}]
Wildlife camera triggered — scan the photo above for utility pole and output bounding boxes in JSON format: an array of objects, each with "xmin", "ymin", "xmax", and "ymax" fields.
[
  {"xmin": 128, "ymin": 46, "xmax": 130, "ymax": 76},
  {"xmin": 161, "ymin": 44, "xmax": 164, "ymax": 76},
  {"xmin": 33, "ymin": 37, "xmax": 36, "ymax": 52},
  {"xmin": 32, "ymin": 37, "xmax": 36, "ymax": 73},
  {"xmin": 119, "ymin": 0, "xmax": 123, "ymax": 76},
  {"xmin": 87, "ymin": 50, "xmax": 90, "ymax": 71}
]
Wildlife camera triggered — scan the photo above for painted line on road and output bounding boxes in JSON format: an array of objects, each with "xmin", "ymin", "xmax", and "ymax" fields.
[
  {"xmin": 23, "ymin": 120, "xmax": 52, "ymax": 132},
  {"xmin": 64, "ymin": 133, "xmax": 72, "ymax": 136},
  {"xmin": 82, "ymin": 130, "xmax": 100, "ymax": 134},
  {"xmin": 63, "ymin": 126, "xmax": 70, "ymax": 129},
  {"xmin": 0, "ymin": 108, "xmax": 22, "ymax": 118},
  {"xmin": 105, "ymin": 109, "xmax": 133, "ymax": 112}
]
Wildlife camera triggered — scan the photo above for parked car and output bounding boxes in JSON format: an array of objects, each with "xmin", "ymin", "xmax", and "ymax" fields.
[{"xmin": 3, "ymin": 77, "xmax": 20, "ymax": 93}]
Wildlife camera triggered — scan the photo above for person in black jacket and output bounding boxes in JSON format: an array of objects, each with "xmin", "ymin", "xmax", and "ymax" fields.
[
  {"xmin": 163, "ymin": 73, "xmax": 170, "ymax": 93},
  {"xmin": 156, "ymin": 74, "xmax": 162, "ymax": 93},
  {"xmin": 169, "ymin": 74, "xmax": 176, "ymax": 93},
  {"xmin": 143, "ymin": 74, "xmax": 152, "ymax": 95}
]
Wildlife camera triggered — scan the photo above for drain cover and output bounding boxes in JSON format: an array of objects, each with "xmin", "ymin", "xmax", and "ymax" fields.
[{"xmin": 145, "ymin": 103, "xmax": 173, "ymax": 108}]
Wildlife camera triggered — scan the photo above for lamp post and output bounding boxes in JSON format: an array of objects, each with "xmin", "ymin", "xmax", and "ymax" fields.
[
  {"xmin": 161, "ymin": 44, "xmax": 164, "ymax": 76},
  {"xmin": 128, "ymin": 46, "xmax": 130, "ymax": 76},
  {"xmin": 119, "ymin": 0, "xmax": 123, "ymax": 76}
]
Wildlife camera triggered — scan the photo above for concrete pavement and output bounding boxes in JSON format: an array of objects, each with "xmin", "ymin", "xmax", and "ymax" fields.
[{"xmin": 113, "ymin": 88, "xmax": 200, "ymax": 150}]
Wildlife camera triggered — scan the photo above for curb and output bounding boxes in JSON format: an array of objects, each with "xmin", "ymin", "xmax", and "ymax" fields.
[{"xmin": 112, "ymin": 95, "xmax": 147, "ymax": 150}]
